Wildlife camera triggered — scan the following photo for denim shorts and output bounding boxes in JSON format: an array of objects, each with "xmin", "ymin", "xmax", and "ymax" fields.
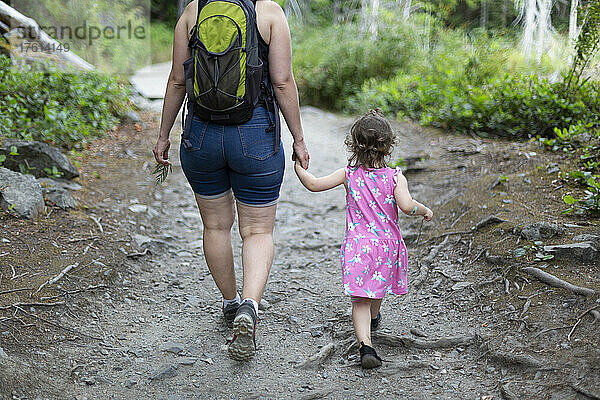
[{"xmin": 179, "ymin": 107, "xmax": 285, "ymax": 207}]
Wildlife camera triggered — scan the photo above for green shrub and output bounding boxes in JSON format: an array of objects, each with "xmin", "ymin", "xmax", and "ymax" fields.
[
  {"xmin": 292, "ymin": 14, "xmax": 424, "ymax": 110},
  {"xmin": 151, "ymin": 22, "xmax": 174, "ymax": 64},
  {"xmin": 350, "ymin": 70, "xmax": 599, "ymax": 138},
  {"xmin": 0, "ymin": 56, "xmax": 130, "ymax": 149}
]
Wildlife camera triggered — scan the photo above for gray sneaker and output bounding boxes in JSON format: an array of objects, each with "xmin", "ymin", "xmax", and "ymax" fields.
[
  {"xmin": 228, "ymin": 301, "xmax": 258, "ymax": 361},
  {"xmin": 223, "ymin": 300, "xmax": 241, "ymax": 327}
]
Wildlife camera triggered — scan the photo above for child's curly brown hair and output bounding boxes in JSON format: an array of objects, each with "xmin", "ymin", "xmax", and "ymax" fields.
[{"xmin": 345, "ymin": 109, "xmax": 396, "ymax": 169}]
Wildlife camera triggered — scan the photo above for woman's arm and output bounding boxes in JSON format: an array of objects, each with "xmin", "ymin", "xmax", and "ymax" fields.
[
  {"xmin": 294, "ymin": 162, "xmax": 345, "ymax": 192},
  {"xmin": 153, "ymin": 5, "xmax": 193, "ymax": 165},
  {"xmin": 264, "ymin": 2, "xmax": 309, "ymax": 169},
  {"xmin": 394, "ymin": 173, "xmax": 433, "ymax": 221}
]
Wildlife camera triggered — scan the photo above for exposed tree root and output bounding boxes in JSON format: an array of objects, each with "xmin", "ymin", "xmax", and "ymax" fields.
[
  {"xmin": 500, "ymin": 383, "xmax": 520, "ymax": 400},
  {"xmin": 568, "ymin": 305, "xmax": 600, "ymax": 341},
  {"xmin": 297, "ymin": 342, "xmax": 336, "ymax": 369},
  {"xmin": 521, "ymin": 267, "xmax": 597, "ymax": 296},
  {"xmin": 486, "ymin": 351, "xmax": 544, "ymax": 369},
  {"xmin": 372, "ymin": 331, "xmax": 478, "ymax": 349},
  {"xmin": 379, "ymin": 360, "xmax": 432, "ymax": 377},
  {"xmin": 570, "ymin": 383, "xmax": 600, "ymax": 400},
  {"xmin": 413, "ymin": 236, "xmax": 449, "ymax": 288}
]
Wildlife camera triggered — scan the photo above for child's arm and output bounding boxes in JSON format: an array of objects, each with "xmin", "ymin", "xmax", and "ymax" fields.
[
  {"xmin": 294, "ymin": 161, "xmax": 346, "ymax": 192},
  {"xmin": 394, "ymin": 172, "xmax": 433, "ymax": 221}
]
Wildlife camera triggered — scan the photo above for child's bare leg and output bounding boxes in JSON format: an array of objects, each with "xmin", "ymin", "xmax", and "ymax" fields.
[
  {"xmin": 352, "ymin": 297, "xmax": 373, "ymax": 345},
  {"xmin": 370, "ymin": 299, "xmax": 382, "ymax": 318}
]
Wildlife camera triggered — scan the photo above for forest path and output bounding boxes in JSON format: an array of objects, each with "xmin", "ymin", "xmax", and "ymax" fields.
[{"xmin": 4, "ymin": 107, "xmax": 598, "ymax": 400}]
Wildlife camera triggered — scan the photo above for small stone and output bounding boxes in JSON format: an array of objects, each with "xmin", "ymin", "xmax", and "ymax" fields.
[
  {"xmin": 176, "ymin": 357, "xmax": 197, "ymax": 365},
  {"xmin": 0, "ymin": 346, "xmax": 8, "ymax": 358},
  {"xmin": 42, "ymin": 187, "xmax": 76, "ymax": 209},
  {"xmin": 521, "ymin": 222, "xmax": 564, "ymax": 241},
  {"xmin": 150, "ymin": 364, "xmax": 178, "ymax": 380},
  {"xmin": 259, "ymin": 299, "xmax": 271, "ymax": 310},
  {"xmin": 83, "ymin": 377, "xmax": 96, "ymax": 385},
  {"xmin": 546, "ymin": 163, "xmax": 560, "ymax": 174},
  {"xmin": 124, "ymin": 111, "xmax": 142, "ymax": 123},
  {"xmin": 128, "ymin": 204, "xmax": 148, "ymax": 213},
  {"xmin": 573, "ymin": 234, "xmax": 599, "ymax": 243},
  {"xmin": 160, "ymin": 343, "xmax": 185, "ymax": 355},
  {"xmin": 410, "ymin": 328, "xmax": 428, "ymax": 338},
  {"xmin": 124, "ymin": 380, "xmax": 137, "ymax": 389}
]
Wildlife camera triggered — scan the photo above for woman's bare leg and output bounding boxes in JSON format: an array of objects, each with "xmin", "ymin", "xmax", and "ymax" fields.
[
  {"xmin": 236, "ymin": 202, "xmax": 277, "ymax": 303},
  {"xmin": 195, "ymin": 192, "xmax": 237, "ymax": 299}
]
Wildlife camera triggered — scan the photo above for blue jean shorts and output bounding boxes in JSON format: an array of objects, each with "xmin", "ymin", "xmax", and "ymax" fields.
[{"xmin": 180, "ymin": 107, "xmax": 285, "ymax": 207}]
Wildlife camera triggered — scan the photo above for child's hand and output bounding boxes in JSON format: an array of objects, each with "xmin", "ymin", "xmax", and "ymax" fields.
[{"xmin": 423, "ymin": 208, "xmax": 433, "ymax": 222}]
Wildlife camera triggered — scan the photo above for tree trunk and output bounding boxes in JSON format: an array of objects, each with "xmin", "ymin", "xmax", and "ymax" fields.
[
  {"xmin": 501, "ymin": 0, "xmax": 508, "ymax": 27},
  {"xmin": 370, "ymin": 0, "xmax": 379, "ymax": 40},
  {"xmin": 535, "ymin": 0, "xmax": 553, "ymax": 63},
  {"xmin": 522, "ymin": 0, "xmax": 537, "ymax": 62},
  {"xmin": 403, "ymin": 0, "xmax": 412, "ymax": 21},
  {"xmin": 569, "ymin": 0, "xmax": 579, "ymax": 46},
  {"xmin": 0, "ymin": 1, "xmax": 93, "ymax": 70},
  {"xmin": 481, "ymin": 0, "xmax": 489, "ymax": 29}
]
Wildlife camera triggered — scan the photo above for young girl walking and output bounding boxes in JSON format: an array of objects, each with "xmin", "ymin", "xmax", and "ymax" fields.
[{"xmin": 294, "ymin": 109, "xmax": 433, "ymax": 369}]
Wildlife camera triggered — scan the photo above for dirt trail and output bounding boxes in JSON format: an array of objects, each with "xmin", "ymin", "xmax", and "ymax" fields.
[{"xmin": 1, "ymin": 107, "xmax": 599, "ymax": 400}]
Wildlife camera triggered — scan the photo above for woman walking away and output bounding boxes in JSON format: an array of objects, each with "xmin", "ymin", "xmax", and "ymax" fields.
[
  {"xmin": 294, "ymin": 109, "xmax": 433, "ymax": 369},
  {"xmin": 153, "ymin": 0, "xmax": 309, "ymax": 361}
]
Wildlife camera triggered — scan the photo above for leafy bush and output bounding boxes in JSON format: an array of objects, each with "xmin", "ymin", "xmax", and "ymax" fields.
[
  {"xmin": 0, "ymin": 56, "xmax": 130, "ymax": 149},
  {"xmin": 292, "ymin": 13, "xmax": 424, "ymax": 110},
  {"xmin": 151, "ymin": 22, "xmax": 174, "ymax": 64},
  {"xmin": 350, "ymin": 68, "xmax": 599, "ymax": 139}
]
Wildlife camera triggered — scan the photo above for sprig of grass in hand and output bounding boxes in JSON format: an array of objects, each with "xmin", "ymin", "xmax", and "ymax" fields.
[{"xmin": 153, "ymin": 163, "xmax": 172, "ymax": 185}]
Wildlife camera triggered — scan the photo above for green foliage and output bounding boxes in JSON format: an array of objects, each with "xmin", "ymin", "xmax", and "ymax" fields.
[
  {"xmin": 0, "ymin": 56, "xmax": 130, "ymax": 150},
  {"xmin": 350, "ymin": 70, "xmax": 599, "ymax": 139},
  {"xmin": 43, "ymin": 166, "xmax": 64, "ymax": 178},
  {"xmin": 292, "ymin": 15, "xmax": 424, "ymax": 110},
  {"xmin": 151, "ymin": 22, "xmax": 174, "ymax": 64},
  {"xmin": 564, "ymin": 0, "xmax": 600, "ymax": 95},
  {"xmin": 153, "ymin": 163, "xmax": 172, "ymax": 185}
]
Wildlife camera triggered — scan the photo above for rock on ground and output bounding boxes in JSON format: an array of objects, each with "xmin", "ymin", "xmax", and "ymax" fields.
[
  {"xmin": 43, "ymin": 187, "xmax": 77, "ymax": 209},
  {"xmin": 520, "ymin": 222, "xmax": 564, "ymax": 241},
  {"xmin": 544, "ymin": 242, "xmax": 598, "ymax": 262},
  {"xmin": 0, "ymin": 167, "xmax": 45, "ymax": 218},
  {"xmin": 0, "ymin": 139, "xmax": 79, "ymax": 179}
]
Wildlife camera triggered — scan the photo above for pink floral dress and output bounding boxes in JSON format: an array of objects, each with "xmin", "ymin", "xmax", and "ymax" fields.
[{"xmin": 340, "ymin": 165, "xmax": 408, "ymax": 298}]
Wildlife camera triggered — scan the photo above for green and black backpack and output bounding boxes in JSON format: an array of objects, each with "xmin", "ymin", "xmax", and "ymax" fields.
[{"xmin": 182, "ymin": 0, "xmax": 269, "ymax": 147}]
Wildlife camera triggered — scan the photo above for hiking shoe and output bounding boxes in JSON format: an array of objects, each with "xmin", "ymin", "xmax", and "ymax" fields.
[
  {"xmin": 223, "ymin": 299, "xmax": 241, "ymax": 327},
  {"xmin": 359, "ymin": 342, "xmax": 382, "ymax": 369},
  {"xmin": 228, "ymin": 301, "xmax": 258, "ymax": 361},
  {"xmin": 371, "ymin": 312, "xmax": 382, "ymax": 331}
]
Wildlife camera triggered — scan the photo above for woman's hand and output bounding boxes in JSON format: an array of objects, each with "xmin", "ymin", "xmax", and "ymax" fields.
[
  {"xmin": 292, "ymin": 139, "xmax": 309, "ymax": 169},
  {"xmin": 153, "ymin": 137, "xmax": 171, "ymax": 166}
]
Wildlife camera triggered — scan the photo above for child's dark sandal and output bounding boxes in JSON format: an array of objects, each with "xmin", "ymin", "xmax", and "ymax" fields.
[
  {"xmin": 359, "ymin": 341, "xmax": 382, "ymax": 369},
  {"xmin": 371, "ymin": 312, "xmax": 382, "ymax": 331}
]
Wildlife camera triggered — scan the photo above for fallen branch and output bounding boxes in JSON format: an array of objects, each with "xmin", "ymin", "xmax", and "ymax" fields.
[
  {"xmin": 35, "ymin": 263, "xmax": 79, "ymax": 294},
  {"xmin": 426, "ymin": 216, "xmax": 507, "ymax": 242},
  {"xmin": 522, "ymin": 267, "xmax": 597, "ymax": 296},
  {"xmin": 413, "ymin": 236, "xmax": 449, "ymax": 288},
  {"xmin": 568, "ymin": 305, "xmax": 600, "ymax": 341},
  {"xmin": 297, "ymin": 343, "xmax": 335, "ymax": 369}
]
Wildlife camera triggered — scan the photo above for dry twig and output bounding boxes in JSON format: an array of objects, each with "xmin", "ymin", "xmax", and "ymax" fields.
[{"xmin": 35, "ymin": 263, "xmax": 79, "ymax": 294}]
